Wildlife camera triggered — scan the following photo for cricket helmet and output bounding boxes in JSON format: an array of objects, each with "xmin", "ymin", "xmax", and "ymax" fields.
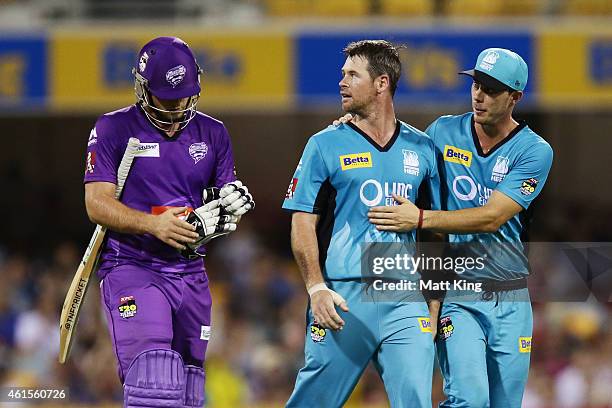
[{"xmin": 133, "ymin": 36, "xmax": 202, "ymax": 131}]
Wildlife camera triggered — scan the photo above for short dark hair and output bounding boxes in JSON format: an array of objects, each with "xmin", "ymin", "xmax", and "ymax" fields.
[{"xmin": 343, "ymin": 40, "xmax": 403, "ymax": 96}]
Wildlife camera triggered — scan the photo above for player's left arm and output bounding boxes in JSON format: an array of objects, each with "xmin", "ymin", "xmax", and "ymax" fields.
[{"xmin": 370, "ymin": 141, "xmax": 553, "ymax": 233}]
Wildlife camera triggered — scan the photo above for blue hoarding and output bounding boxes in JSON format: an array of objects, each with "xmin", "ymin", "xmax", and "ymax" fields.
[
  {"xmin": 296, "ymin": 30, "xmax": 533, "ymax": 106},
  {"xmin": 0, "ymin": 35, "xmax": 47, "ymax": 108}
]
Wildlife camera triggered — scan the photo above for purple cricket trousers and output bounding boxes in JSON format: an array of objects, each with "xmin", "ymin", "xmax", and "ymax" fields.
[{"xmin": 100, "ymin": 264, "xmax": 212, "ymax": 384}]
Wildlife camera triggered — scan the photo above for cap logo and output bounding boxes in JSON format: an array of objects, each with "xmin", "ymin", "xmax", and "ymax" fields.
[
  {"xmin": 166, "ymin": 64, "xmax": 186, "ymax": 88},
  {"xmin": 139, "ymin": 52, "xmax": 149, "ymax": 73},
  {"xmin": 479, "ymin": 51, "xmax": 499, "ymax": 72}
]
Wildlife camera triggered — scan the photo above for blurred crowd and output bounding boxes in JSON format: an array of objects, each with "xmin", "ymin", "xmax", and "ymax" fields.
[{"xmin": 0, "ymin": 216, "xmax": 610, "ymax": 408}]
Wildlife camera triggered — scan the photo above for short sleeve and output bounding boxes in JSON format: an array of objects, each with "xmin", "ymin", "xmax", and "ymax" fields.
[
  {"xmin": 282, "ymin": 137, "xmax": 329, "ymax": 213},
  {"xmin": 83, "ymin": 116, "xmax": 123, "ymax": 185},
  {"xmin": 496, "ymin": 142, "xmax": 553, "ymax": 209},
  {"xmin": 213, "ymin": 125, "xmax": 237, "ymax": 188}
]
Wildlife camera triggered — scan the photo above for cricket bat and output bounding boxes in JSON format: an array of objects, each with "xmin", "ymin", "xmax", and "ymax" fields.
[{"xmin": 58, "ymin": 137, "xmax": 140, "ymax": 364}]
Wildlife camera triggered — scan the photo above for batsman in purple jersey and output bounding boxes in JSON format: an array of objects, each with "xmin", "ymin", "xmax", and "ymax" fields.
[{"xmin": 83, "ymin": 37, "xmax": 254, "ymax": 408}]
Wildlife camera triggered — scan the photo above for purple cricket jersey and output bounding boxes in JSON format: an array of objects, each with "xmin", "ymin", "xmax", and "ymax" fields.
[{"xmin": 84, "ymin": 104, "xmax": 236, "ymax": 278}]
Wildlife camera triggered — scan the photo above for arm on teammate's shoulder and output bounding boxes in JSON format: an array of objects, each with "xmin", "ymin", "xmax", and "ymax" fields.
[
  {"xmin": 422, "ymin": 190, "xmax": 522, "ymax": 234},
  {"xmin": 85, "ymin": 182, "xmax": 198, "ymax": 250}
]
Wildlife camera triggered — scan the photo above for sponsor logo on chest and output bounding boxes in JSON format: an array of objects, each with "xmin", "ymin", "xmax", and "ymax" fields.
[
  {"xmin": 444, "ymin": 145, "xmax": 473, "ymax": 167},
  {"xmin": 359, "ymin": 179, "xmax": 412, "ymax": 207},
  {"xmin": 339, "ymin": 152, "xmax": 372, "ymax": 171},
  {"xmin": 452, "ymin": 175, "xmax": 492, "ymax": 206},
  {"xmin": 136, "ymin": 142, "xmax": 160, "ymax": 157}
]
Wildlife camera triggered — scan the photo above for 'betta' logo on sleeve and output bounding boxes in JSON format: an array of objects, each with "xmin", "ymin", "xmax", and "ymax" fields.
[
  {"xmin": 166, "ymin": 65, "xmax": 186, "ymax": 88},
  {"xmin": 189, "ymin": 142, "xmax": 208, "ymax": 164},
  {"xmin": 118, "ymin": 296, "xmax": 137, "ymax": 319}
]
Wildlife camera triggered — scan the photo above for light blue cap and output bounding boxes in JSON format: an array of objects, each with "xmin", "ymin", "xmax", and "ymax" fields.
[{"xmin": 460, "ymin": 48, "xmax": 528, "ymax": 92}]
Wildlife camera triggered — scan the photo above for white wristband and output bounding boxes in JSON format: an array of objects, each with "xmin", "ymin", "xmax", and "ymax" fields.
[{"xmin": 307, "ymin": 283, "xmax": 329, "ymax": 296}]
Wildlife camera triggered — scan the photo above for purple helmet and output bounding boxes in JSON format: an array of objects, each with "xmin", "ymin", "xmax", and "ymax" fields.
[{"xmin": 133, "ymin": 36, "xmax": 202, "ymax": 131}]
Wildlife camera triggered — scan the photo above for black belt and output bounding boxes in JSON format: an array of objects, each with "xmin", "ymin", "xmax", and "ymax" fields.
[{"xmin": 479, "ymin": 278, "xmax": 527, "ymax": 292}]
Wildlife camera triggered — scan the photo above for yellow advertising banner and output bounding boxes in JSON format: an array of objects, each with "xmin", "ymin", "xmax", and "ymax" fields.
[
  {"xmin": 50, "ymin": 30, "xmax": 292, "ymax": 111},
  {"xmin": 539, "ymin": 29, "xmax": 612, "ymax": 106}
]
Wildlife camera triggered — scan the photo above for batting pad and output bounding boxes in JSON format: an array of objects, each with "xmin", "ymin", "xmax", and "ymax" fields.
[
  {"xmin": 124, "ymin": 349, "xmax": 185, "ymax": 408},
  {"xmin": 183, "ymin": 365, "xmax": 205, "ymax": 407}
]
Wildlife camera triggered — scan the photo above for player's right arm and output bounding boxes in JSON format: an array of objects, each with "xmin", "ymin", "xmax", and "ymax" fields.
[
  {"xmin": 291, "ymin": 211, "xmax": 348, "ymax": 331},
  {"xmin": 283, "ymin": 136, "xmax": 348, "ymax": 331},
  {"xmin": 85, "ymin": 182, "xmax": 198, "ymax": 250}
]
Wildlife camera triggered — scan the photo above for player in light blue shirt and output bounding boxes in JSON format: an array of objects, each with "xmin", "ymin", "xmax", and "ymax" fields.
[
  {"xmin": 368, "ymin": 48, "xmax": 553, "ymax": 408},
  {"xmin": 282, "ymin": 40, "xmax": 439, "ymax": 408}
]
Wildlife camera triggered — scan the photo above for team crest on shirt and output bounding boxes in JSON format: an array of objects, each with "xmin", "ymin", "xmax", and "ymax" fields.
[
  {"xmin": 520, "ymin": 178, "xmax": 538, "ymax": 195},
  {"xmin": 402, "ymin": 150, "xmax": 420, "ymax": 176},
  {"xmin": 166, "ymin": 65, "xmax": 186, "ymax": 88},
  {"xmin": 438, "ymin": 316, "xmax": 454, "ymax": 340},
  {"xmin": 118, "ymin": 296, "xmax": 137, "ymax": 319},
  {"xmin": 189, "ymin": 142, "xmax": 208, "ymax": 164},
  {"xmin": 491, "ymin": 156, "xmax": 510, "ymax": 182},
  {"xmin": 310, "ymin": 321, "xmax": 327, "ymax": 343}
]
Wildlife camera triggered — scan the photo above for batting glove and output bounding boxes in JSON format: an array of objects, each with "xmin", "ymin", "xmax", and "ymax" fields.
[
  {"xmin": 179, "ymin": 187, "xmax": 239, "ymax": 259},
  {"xmin": 219, "ymin": 180, "xmax": 255, "ymax": 216}
]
